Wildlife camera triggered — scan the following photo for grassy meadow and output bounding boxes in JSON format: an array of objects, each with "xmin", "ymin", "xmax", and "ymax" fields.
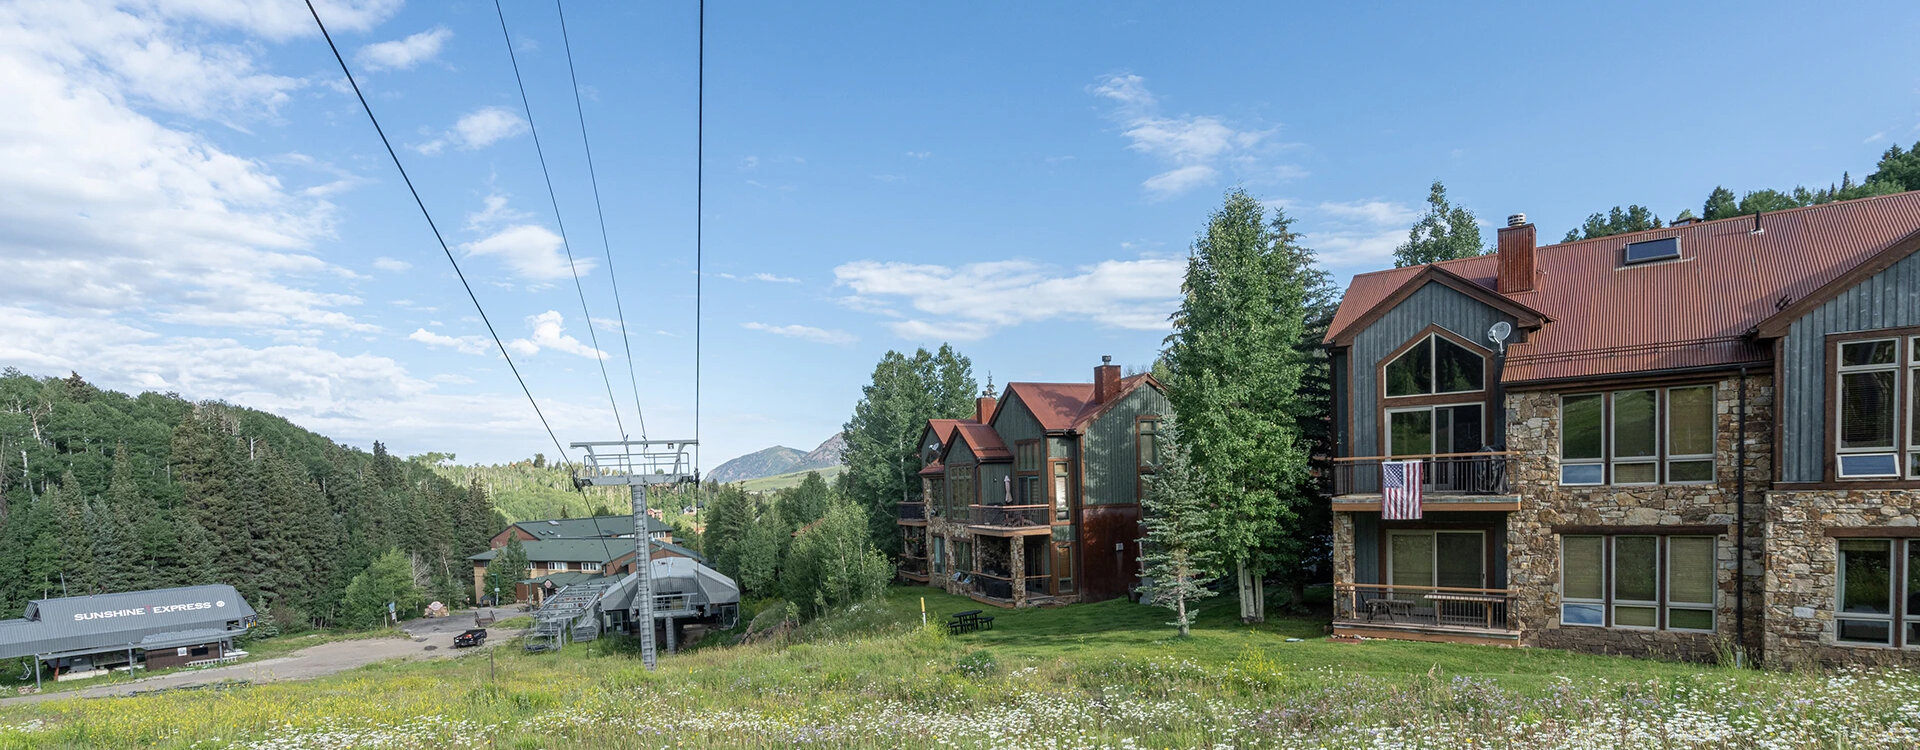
[
  {"xmin": 733, "ymin": 465, "xmax": 847, "ymax": 494},
  {"xmin": 2, "ymin": 586, "xmax": 1919, "ymax": 748}
]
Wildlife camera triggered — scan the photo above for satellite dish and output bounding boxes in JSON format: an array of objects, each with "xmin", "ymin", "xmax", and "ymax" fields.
[{"xmin": 1487, "ymin": 321, "xmax": 1513, "ymax": 354}]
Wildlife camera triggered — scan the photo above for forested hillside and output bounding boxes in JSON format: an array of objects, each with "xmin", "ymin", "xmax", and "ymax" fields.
[{"xmin": 0, "ymin": 370, "xmax": 503, "ymax": 628}]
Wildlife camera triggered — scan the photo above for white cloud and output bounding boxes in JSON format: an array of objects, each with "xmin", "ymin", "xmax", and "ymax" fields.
[
  {"xmin": 834, "ymin": 257, "xmax": 1184, "ymax": 341},
  {"xmin": 507, "ymin": 310, "xmax": 606, "ymax": 359},
  {"xmin": 905, "ymin": 151, "xmax": 932, "ymax": 159},
  {"xmin": 752, "ymin": 272, "xmax": 800, "ymax": 283},
  {"xmin": 466, "ymin": 192, "xmax": 532, "ymax": 230},
  {"xmin": 1141, "ymin": 165, "xmax": 1218, "ymax": 197},
  {"xmin": 462, "ymin": 224, "xmax": 588, "ymax": 280},
  {"xmin": 742, "ymin": 322, "xmax": 856, "ymax": 345},
  {"xmin": 414, "ymin": 106, "xmax": 528, "ymax": 155},
  {"xmin": 373, "ymin": 257, "xmax": 412, "ymax": 272},
  {"xmin": 1314, "ymin": 200, "xmax": 1419, "ymax": 226},
  {"xmin": 1089, "ymin": 73, "xmax": 1295, "ymax": 199},
  {"xmin": 357, "ymin": 26, "xmax": 451, "ymax": 71},
  {"xmin": 0, "ymin": 3, "xmax": 374, "ymax": 333},
  {"xmin": 408, "ymin": 327, "xmax": 489, "ymax": 354},
  {"xmin": 1865, "ymin": 131, "xmax": 1887, "ymax": 144}
]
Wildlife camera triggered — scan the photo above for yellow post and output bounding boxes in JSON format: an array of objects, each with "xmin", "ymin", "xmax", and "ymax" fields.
[{"xmin": 920, "ymin": 597, "xmax": 927, "ymax": 627}]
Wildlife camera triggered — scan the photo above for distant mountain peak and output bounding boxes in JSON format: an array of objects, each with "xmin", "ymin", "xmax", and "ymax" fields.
[{"xmin": 708, "ymin": 433, "xmax": 846, "ymax": 485}]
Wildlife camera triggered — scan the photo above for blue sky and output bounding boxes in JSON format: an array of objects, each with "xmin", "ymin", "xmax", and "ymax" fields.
[{"xmin": 3, "ymin": 1, "xmax": 1918, "ymax": 468}]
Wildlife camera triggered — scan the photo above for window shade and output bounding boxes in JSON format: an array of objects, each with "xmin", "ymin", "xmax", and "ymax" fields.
[
  {"xmin": 1668, "ymin": 386, "xmax": 1714, "ymax": 457},
  {"xmin": 1562, "ymin": 536, "xmax": 1603, "ymax": 600},
  {"xmin": 1614, "ymin": 536, "xmax": 1658, "ymax": 602},
  {"xmin": 1613, "ymin": 390, "xmax": 1657, "ymax": 459},
  {"xmin": 1668, "ymin": 537, "xmax": 1715, "ymax": 604}
]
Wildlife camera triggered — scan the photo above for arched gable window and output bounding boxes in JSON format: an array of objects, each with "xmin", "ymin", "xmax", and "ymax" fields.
[{"xmin": 1385, "ymin": 333, "xmax": 1485, "ymax": 397}]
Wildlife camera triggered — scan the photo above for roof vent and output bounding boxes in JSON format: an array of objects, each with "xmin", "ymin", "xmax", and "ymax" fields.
[
  {"xmin": 1506, "ymin": 213, "xmax": 1527, "ymax": 227},
  {"xmin": 547, "ymin": 520, "xmax": 560, "ymax": 525}
]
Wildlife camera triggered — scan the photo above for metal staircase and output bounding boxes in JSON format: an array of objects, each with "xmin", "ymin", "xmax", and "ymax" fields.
[{"xmin": 527, "ymin": 579, "xmax": 616, "ymax": 651}]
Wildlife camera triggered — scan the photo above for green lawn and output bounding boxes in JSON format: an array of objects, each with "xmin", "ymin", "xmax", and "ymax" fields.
[{"xmin": 2, "ymin": 585, "xmax": 1916, "ymax": 749}]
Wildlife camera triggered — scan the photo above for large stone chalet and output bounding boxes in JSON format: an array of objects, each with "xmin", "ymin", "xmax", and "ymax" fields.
[
  {"xmin": 897, "ymin": 357, "xmax": 1170, "ymax": 608},
  {"xmin": 1325, "ymin": 190, "xmax": 1920, "ymax": 666}
]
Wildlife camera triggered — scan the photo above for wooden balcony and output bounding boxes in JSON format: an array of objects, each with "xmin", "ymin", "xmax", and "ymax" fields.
[
  {"xmin": 967, "ymin": 504, "xmax": 1052, "ymax": 535},
  {"xmin": 897, "ymin": 501, "xmax": 927, "ymax": 525},
  {"xmin": 897, "ymin": 554, "xmax": 929, "ymax": 582},
  {"xmin": 1332, "ymin": 582, "xmax": 1519, "ymax": 646},
  {"xmin": 1332, "ymin": 452, "xmax": 1515, "ymax": 500}
]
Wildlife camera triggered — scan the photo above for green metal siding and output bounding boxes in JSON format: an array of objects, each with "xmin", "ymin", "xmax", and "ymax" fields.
[
  {"xmin": 1081, "ymin": 385, "xmax": 1172, "ymax": 505},
  {"xmin": 980, "ymin": 463, "xmax": 1010, "ymax": 505},
  {"xmin": 992, "ymin": 393, "xmax": 1047, "ymax": 450},
  {"xmin": 1779, "ymin": 247, "xmax": 1920, "ymax": 481},
  {"xmin": 1347, "ymin": 282, "xmax": 1513, "ymax": 459}
]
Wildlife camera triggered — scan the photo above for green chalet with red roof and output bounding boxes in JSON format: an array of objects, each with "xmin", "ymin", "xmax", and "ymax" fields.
[{"xmin": 897, "ymin": 356, "xmax": 1169, "ymax": 607}]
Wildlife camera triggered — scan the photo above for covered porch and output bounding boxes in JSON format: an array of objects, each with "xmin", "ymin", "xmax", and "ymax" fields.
[
  {"xmin": 1331, "ymin": 508, "xmax": 1519, "ymax": 645},
  {"xmin": 967, "ymin": 532, "xmax": 1063, "ymax": 608}
]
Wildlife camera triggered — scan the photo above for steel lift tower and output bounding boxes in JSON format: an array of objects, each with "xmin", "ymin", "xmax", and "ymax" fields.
[{"xmin": 571, "ymin": 439, "xmax": 698, "ymax": 670}]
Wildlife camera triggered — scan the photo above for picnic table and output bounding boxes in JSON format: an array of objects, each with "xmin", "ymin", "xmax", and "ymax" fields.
[{"xmin": 947, "ymin": 609, "xmax": 995, "ymax": 634}]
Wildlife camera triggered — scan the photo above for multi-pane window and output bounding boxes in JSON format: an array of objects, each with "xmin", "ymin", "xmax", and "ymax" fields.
[
  {"xmin": 581, "ymin": 562, "xmax": 602, "ymax": 572},
  {"xmin": 1053, "ymin": 463, "xmax": 1071, "ymax": 522},
  {"xmin": 1559, "ymin": 535, "xmax": 1717, "ymax": 631},
  {"xmin": 1388, "ymin": 404, "xmax": 1484, "ymax": 457},
  {"xmin": 1385, "ymin": 334, "xmax": 1486, "ymax": 397},
  {"xmin": 954, "ymin": 540, "xmax": 973, "ymax": 575},
  {"xmin": 1559, "ymin": 386, "xmax": 1716, "ymax": 486},
  {"xmin": 1014, "ymin": 441, "xmax": 1042, "ymax": 504},
  {"xmin": 1136, "ymin": 418, "xmax": 1161, "ymax": 471},
  {"xmin": 551, "ymin": 561, "xmax": 569, "ymax": 572},
  {"xmin": 1837, "ymin": 338, "xmax": 1902, "ymax": 478},
  {"xmin": 1834, "ymin": 538, "xmax": 1920, "ymax": 647},
  {"xmin": 928, "ymin": 478, "xmax": 946, "ymax": 515},
  {"xmin": 946, "ymin": 466, "xmax": 975, "ymax": 513}
]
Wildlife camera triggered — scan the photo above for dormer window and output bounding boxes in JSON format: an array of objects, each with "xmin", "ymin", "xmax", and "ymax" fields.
[
  {"xmin": 1623, "ymin": 236, "xmax": 1681, "ymax": 265},
  {"xmin": 1385, "ymin": 333, "xmax": 1485, "ymax": 397}
]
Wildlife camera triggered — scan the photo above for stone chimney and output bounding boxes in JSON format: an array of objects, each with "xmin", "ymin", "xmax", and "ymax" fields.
[
  {"xmin": 975, "ymin": 377, "xmax": 997, "ymax": 424},
  {"xmin": 1497, "ymin": 213, "xmax": 1537, "ymax": 294},
  {"xmin": 1093, "ymin": 355, "xmax": 1121, "ymax": 404}
]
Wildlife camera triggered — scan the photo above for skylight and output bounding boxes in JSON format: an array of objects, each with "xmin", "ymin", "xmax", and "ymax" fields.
[{"xmin": 1623, "ymin": 236, "xmax": 1681, "ymax": 265}]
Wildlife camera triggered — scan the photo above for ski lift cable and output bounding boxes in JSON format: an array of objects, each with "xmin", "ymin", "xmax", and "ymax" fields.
[
  {"xmin": 492, "ymin": 0, "xmax": 628, "ymax": 443},
  {"xmin": 554, "ymin": 0, "xmax": 649, "ymax": 442},
  {"xmin": 695, "ymin": 0, "xmax": 704, "ymax": 475},
  {"xmin": 303, "ymin": 0, "xmax": 574, "ymax": 471}
]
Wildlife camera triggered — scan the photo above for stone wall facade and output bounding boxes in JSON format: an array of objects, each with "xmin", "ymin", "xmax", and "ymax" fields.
[
  {"xmin": 1763, "ymin": 489, "xmax": 1920, "ymax": 668},
  {"xmin": 1504, "ymin": 373, "xmax": 1773, "ymax": 662}
]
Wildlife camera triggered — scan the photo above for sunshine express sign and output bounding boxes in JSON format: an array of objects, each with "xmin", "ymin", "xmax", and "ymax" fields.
[{"xmin": 71, "ymin": 600, "xmax": 226, "ymax": 622}]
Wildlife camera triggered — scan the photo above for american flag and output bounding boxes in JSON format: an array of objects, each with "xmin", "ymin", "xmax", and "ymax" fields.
[{"xmin": 1382, "ymin": 460, "xmax": 1423, "ymax": 520}]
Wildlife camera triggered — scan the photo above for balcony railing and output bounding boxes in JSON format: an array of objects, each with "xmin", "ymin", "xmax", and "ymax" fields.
[
  {"xmin": 1332, "ymin": 452, "xmax": 1514, "ymax": 497},
  {"xmin": 898, "ymin": 554, "xmax": 928, "ymax": 577},
  {"xmin": 968, "ymin": 504, "xmax": 1049, "ymax": 529},
  {"xmin": 971, "ymin": 570, "xmax": 1047, "ymax": 601},
  {"xmin": 1333, "ymin": 582, "xmax": 1514, "ymax": 632},
  {"xmin": 897, "ymin": 502, "xmax": 926, "ymax": 521}
]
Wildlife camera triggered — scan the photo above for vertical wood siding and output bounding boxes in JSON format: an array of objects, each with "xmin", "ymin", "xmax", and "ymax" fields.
[
  {"xmin": 1082, "ymin": 385, "xmax": 1173, "ymax": 505},
  {"xmin": 993, "ymin": 393, "xmax": 1047, "ymax": 453},
  {"xmin": 1348, "ymin": 282, "xmax": 1516, "ymax": 458},
  {"xmin": 1779, "ymin": 248, "xmax": 1920, "ymax": 481}
]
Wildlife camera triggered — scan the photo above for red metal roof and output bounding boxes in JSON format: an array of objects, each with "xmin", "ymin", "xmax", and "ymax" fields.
[
  {"xmin": 924, "ymin": 418, "xmax": 965, "ymax": 445},
  {"xmin": 918, "ymin": 460, "xmax": 946, "ymax": 477},
  {"xmin": 1327, "ymin": 191, "xmax": 1920, "ymax": 383},
  {"xmin": 950, "ymin": 423, "xmax": 1011, "ymax": 461},
  {"xmin": 1004, "ymin": 375, "xmax": 1159, "ymax": 431}
]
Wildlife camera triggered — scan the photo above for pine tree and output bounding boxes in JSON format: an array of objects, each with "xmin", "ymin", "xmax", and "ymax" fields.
[
  {"xmin": 1165, "ymin": 189, "xmax": 1313, "ymax": 623},
  {"xmin": 842, "ymin": 347, "xmax": 975, "ymax": 552},
  {"xmin": 486, "ymin": 537, "xmax": 531, "ymax": 605},
  {"xmin": 1392, "ymin": 180, "xmax": 1485, "ymax": 267},
  {"xmin": 1703, "ymin": 186, "xmax": 1739, "ymax": 220},
  {"xmin": 1139, "ymin": 421, "xmax": 1217, "ymax": 637}
]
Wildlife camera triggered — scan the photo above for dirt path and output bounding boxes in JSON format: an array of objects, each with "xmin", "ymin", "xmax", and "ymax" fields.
[{"xmin": 3, "ymin": 611, "xmax": 524, "ymax": 705}]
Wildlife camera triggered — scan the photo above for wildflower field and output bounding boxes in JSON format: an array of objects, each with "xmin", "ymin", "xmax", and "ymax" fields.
[{"xmin": 3, "ymin": 587, "xmax": 1918, "ymax": 749}]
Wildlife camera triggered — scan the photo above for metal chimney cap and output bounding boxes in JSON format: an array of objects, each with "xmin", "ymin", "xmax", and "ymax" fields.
[
  {"xmin": 1507, "ymin": 213, "xmax": 1528, "ymax": 227},
  {"xmin": 1101, "ymin": 355, "xmax": 1112, "ymax": 365}
]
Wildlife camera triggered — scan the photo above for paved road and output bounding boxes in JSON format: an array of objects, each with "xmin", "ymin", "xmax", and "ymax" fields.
[{"xmin": 3, "ymin": 611, "xmax": 523, "ymax": 705}]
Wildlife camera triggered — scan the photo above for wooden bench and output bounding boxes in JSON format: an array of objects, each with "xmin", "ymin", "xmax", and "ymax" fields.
[
  {"xmin": 1362, "ymin": 598, "xmax": 1414, "ymax": 622},
  {"xmin": 946, "ymin": 609, "xmax": 995, "ymax": 634}
]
